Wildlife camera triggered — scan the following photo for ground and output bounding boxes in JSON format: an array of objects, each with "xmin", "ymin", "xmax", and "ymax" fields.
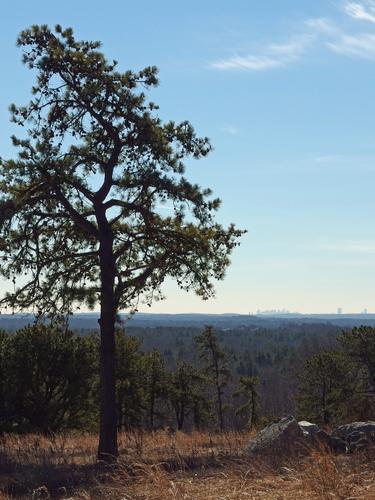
[{"xmin": 1, "ymin": 430, "xmax": 375, "ymax": 499}]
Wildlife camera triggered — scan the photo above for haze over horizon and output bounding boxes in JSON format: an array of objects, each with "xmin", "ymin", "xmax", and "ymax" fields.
[{"xmin": 2, "ymin": 0, "xmax": 375, "ymax": 314}]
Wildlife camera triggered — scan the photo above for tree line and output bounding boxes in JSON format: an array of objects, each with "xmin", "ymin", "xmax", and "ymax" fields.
[
  {"xmin": 1, "ymin": 323, "xmax": 374, "ymax": 436},
  {"xmin": 0, "ymin": 325, "xmax": 260, "ymax": 434}
]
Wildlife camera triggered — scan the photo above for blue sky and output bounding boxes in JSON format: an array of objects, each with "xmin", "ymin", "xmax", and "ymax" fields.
[{"xmin": 2, "ymin": 0, "xmax": 375, "ymax": 314}]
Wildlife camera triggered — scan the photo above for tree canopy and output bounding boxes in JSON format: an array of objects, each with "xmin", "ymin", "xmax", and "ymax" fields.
[{"xmin": 0, "ymin": 25, "xmax": 242, "ymax": 317}]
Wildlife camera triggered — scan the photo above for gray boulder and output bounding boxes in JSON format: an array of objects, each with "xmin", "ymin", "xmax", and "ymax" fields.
[
  {"xmin": 248, "ymin": 415, "xmax": 305, "ymax": 455},
  {"xmin": 332, "ymin": 421, "xmax": 375, "ymax": 442},
  {"xmin": 332, "ymin": 421, "xmax": 375, "ymax": 453},
  {"xmin": 298, "ymin": 420, "xmax": 320, "ymax": 439},
  {"xmin": 346, "ymin": 431, "xmax": 370, "ymax": 453},
  {"xmin": 298, "ymin": 421, "xmax": 346, "ymax": 452}
]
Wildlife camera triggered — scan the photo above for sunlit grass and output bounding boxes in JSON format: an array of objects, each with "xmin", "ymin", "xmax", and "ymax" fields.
[{"xmin": 1, "ymin": 430, "xmax": 374, "ymax": 498}]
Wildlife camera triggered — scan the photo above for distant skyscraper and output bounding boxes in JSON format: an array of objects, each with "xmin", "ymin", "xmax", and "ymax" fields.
[{"xmin": 337, "ymin": 307, "xmax": 342, "ymax": 315}]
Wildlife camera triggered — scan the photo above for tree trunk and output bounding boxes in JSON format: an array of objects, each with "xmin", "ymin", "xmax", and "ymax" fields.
[
  {"xmin": 193, "ymin": 401, "xmax": 201, "ymax": 430},
  {"xmin": 176, "ymin": 403, "xmax": 184, "ymax": 430},
  {"xmin": 217, "ymin": 386, "xmax": 224, "ymax": 431},
  {"xmin": 150, "ymin": 380, "xmax": 155, "ymax": 430},
  {"xmin": 97, "ymin": 232, "xmax": 118, "ymax": 462},
  {"xmin": 213, "ymin": 356, "xmax": 224, "ymax": 431},
  {"xmin": 322, "ymin": 383, "xmax": 328, "ymax": 425}
]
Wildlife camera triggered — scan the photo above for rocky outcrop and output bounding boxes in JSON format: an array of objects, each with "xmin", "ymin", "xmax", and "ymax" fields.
[
  {"xmin": 247, "ymin": 417, "xmax": 374, "ymax": 457},
  {"xmin": 298, "ymin": 421, "xmax": 346, "ymax": 452},
  {"xmin": 332, "ymin": 422, "xmax": 375, "ymax": 453},
  {"xmin": 332, "ymin": 421, "xmax": 375, "ymax": 441},
  {"xmin": 248, "ymin": 415, "xmax": 306, "ymax": 455}
]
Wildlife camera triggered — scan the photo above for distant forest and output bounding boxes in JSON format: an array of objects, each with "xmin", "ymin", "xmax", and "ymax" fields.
[
  {"xmin": 117, "ymin": 322, "xmax": 342, "ymax": 417},
  {"xmin": 1, "ymin": 315, "xmax": 374, "ymax": 435}
]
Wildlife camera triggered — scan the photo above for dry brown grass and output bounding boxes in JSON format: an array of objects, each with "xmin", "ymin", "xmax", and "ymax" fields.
[{"xmin": 1, "ymin": 430, "xmax": 375, "ymax": 499}]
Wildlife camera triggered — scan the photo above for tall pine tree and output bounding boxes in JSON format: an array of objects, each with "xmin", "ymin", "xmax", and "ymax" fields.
[{"xmin": 0, "ymin": 25, "xmax": 244, "ymax": 460}]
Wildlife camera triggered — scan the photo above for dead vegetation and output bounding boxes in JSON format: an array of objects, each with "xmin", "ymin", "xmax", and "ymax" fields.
[{"xmin": 0, "ymin": 430, "xmax": 374, "ymax": 499}]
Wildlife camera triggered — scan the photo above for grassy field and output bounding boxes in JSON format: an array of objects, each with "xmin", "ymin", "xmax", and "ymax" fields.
[{"xmin": 1, "ymin": 430, "xmax": 375, "ymax": 499}]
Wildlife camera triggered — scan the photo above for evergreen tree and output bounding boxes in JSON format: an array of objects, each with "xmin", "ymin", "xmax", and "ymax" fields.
[
  {"xmin": 233, "ymin": 375, "xmax": 260, "ymax": 429},
  {"xmin": 337, "ymin": 326, "xmax": 375, "ymax": 419},
  {"xmin": 191, "ymin": 392, "xmax": 213, "ymax": 430},
  {"xmin": 0, "ymin": 25, "xmax": 244, "ymax": 459},
  {"xmin": 339, "ymin": 326, "xmax": 375, "ymax": 392},
  {"xmin": 195, "ymin": 326, "xmax": 231, "ymax": 430},
  {"xmin": 115, "ymin": 332, "xmax": 146, "ymax": 431},
  {"xmin": 168, "ymin": 361, "xmax": 209, "ymax": 430},
  {"xmin": 1, "ymin": 325, "xmax": 98, "ymax": 433},
  {"xmin": 296, "ymin": 350, "xmax": 353, "ymax": 425},
  {"xmin": 143, "ymin": 349, "xmax": 168, "ymax": 429},
  {"xmin": 0, "ymin": 330, "xmax": 8, "ymax": 432}
]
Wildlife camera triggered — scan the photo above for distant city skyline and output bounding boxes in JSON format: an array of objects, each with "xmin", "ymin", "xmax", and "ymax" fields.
[{"xmin": 2, "ymin": 1, "xmax": 375, "ymax": 314}]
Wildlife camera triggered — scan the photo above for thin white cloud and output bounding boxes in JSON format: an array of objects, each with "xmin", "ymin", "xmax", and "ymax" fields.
[
  {"xmin": 219, "ymin": 124, "xmax": 239, "ymax": 135},
  {"xmin": 305, "ymin": 18, "xmax": 339, "ymax": 35},
  {"xmin": 344, "ymin": 1, "xmax": 375, "ymax": 23},
  {"xmin": 211, "ymin": 36, "xmax": 313, "ymax": 72},
  {"xmin": 314, "ymin": 154, "xmax": 345, "ymax": 163},
  {"xmin": 328, "ymin": 32, "xmax": 375, "ymax": 58},
  {"xmin": 307, "ymin": 13, "xmax": 375, "ymax": 60},
  {"xmin": 212, "ymin": 55, "xmax": 284, "ymax": 71},
  {"xmin": 268, "ymin": 39, "xmax": 311, "ymax": 55},
  {"xmin": 211, "ymin": 3, "xmax": 375, "ymax": 73}
]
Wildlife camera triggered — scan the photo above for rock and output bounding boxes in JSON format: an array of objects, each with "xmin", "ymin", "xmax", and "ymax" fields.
[
  {"xmin": 332, "ymin": 421, "xmax": 375, "ymax": 442},
  {"xmin": 248, "ymin": 415, "xmax": 305, "ymax": 455},
  {"xmin": 346, "ymin": 431, "xmax": 370, "ymax": 453},
  {"xmin": 298, "ymin": 420, "xmax": 320, "ymax": 439},
  {"xmin": 298, "ymin": 422, "xmax": 346, "ymax": 453},
  {"xmin": 329, "ymin": 435, "xmax": 347, "ymax": 453},
  {"xmin": 332, "ymin": 421, "xmax": 375, "ymax": 453},
  {"xmin": 248, "ymin": 416, "xmax": 364, "ymax": 457}
]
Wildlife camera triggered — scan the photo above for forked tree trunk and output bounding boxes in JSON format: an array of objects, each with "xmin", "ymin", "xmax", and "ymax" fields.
[{"xmin": 97, "ymin": 232, "xmax": 118, "ymax": 462}]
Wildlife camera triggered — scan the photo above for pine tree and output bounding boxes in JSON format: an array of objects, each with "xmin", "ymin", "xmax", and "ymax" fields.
[
  {"xmin": 143, "ymin": 349, "xmax": 168, "ymax": 429},
  {"xmin": 339, "ymin": 326, "xmax": 375, "ymax": 393},
  {"xmin": 0, "ymin": 330, "xmax": 8, "ymax": 432},
  {"xmin": 195, "ymin": 326, "xmax": 231, "ymax": 430},
  {"xmin": 296, "ymin": 350, "xmax": 353, "ymax": 425},
  {"xmin": 0, "ymin": 25, "xmax": 244, "ymax": 460},
  {"xmin": 233, "ymin": 375, "xmax": 260, "ymax": 429},
  {"xmin": 1, "ymin": 325, "xmax": 97, "ymax": 433},
  {"xmin": 115, "ymin": 332, "xmax": 146, "ymax": 431},
  {"xmin": 168, "ymin": 361, "xmax": 209, "ymax": 430}
]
